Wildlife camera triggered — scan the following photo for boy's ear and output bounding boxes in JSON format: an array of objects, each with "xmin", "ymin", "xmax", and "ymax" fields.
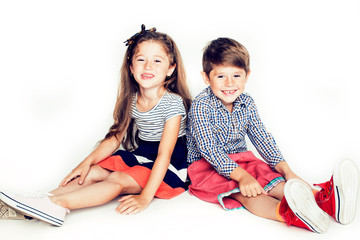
[
  {"xmin": 201, "ymin": 71, "xmax": 210, "ymax": 85},
  {"xmin": 245, "ymin": 70, "xmax": 251, "ymax": 83}
]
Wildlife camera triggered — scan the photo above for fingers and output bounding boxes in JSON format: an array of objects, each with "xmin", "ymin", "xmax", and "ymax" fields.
[
  {"xmin": 240, "ymin": 183, "xmax": 267, "ymax": 197},
  {"xmin": 59, "ymin": 165, "xmax": 90, "ymax": 186},
  {"xmin": 59, "ymin": 174, "xmax": 79, "ymax": 187},
  {"xmin": 116, "ymin": 195, "xmax": 149, "ymax": 215}
]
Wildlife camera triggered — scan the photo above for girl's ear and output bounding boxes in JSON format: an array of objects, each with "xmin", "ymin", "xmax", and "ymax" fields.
[
  {"xmin": 130, "ymin": 64, "xmax": 134, "ymax": 74},
  {"xmin": 201, "ymin": 71, "xmax": 210, "ymax": 85},
  {"xmin": 167, "ymin": 64, "xmax": 176, "ymax": 77}
]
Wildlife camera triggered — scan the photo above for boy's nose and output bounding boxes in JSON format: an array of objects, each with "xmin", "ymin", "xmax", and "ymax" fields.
[{"xmin": 225, "ymin": 77, "xmax": 234, "ymax": 86}]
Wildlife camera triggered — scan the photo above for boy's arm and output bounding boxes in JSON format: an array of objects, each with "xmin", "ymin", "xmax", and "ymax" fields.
[{"xmin": 246, "ymin": 98, "xmax": 285, "ymax": 169}]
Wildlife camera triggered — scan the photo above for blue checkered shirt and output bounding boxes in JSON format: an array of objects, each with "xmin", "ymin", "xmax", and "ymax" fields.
[{"xmin": 186, "ymin": 87, "xmax": 285, "ymax": 179}]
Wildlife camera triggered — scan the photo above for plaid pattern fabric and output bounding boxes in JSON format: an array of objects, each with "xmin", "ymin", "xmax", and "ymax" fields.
[{"xmin": 186, "ymin": 87, "xmax": 285, "ymax": 179}]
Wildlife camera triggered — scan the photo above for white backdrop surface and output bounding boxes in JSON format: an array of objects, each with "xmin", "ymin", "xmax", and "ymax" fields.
[{"xmin": 0, "ymin": 0, "xmax": 359, "ymax": 239}]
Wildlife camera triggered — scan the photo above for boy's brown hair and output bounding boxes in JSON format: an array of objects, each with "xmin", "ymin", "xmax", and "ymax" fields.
[{"xmin": 202, "ymin": 37, "xmax": 250, "ymax": 76}]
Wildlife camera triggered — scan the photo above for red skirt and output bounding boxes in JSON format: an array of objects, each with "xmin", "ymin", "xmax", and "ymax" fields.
[{"xmin": 187, "ymin": 151, "xmax": 285, "ymax": 210}]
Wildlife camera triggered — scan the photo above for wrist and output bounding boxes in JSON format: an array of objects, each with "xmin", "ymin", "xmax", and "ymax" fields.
[
  {"xmin": 230, "ymin": 166, "xmax": 248, "ymax": 182},
  {"xmin": 139, "ymin": 191, "xmax": 154, "ymax": 202},
  {"xmin": 275, "ymin": 161, "xmax": 291, "ymax": 176}
]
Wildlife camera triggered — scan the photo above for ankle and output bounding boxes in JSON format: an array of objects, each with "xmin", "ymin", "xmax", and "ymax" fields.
[{"xmin": 49, "ymin": 196, "xmax": 68, "ymax": 209}]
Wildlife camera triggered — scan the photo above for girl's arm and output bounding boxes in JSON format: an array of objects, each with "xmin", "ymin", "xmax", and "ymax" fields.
[
  {"xmin": 116, "ymin": 115, "xmax": 182, "ymax": 215},
  {"xmin": 60, "ymin": 133, "xmax": 123, "ymax": 186}
]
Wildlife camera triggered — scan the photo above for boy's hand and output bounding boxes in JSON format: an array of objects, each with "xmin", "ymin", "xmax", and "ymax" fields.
[
  {"xmin": 238, "ymin": 173, "xmax": 268, "ymax": 197},
  {"xmin": 230, "ymin": 166, "xmax": 268, "ymax": 197}
]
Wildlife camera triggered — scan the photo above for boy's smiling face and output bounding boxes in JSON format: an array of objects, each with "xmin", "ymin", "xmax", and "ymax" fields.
[{"xmin": 202, "ymin": 65, "xmax": 250, "ymax": 112}]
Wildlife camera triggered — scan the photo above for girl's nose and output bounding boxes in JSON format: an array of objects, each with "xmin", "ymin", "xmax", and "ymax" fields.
[{"xmin": 144, "ymin": 61, "xmax": 152, "ymax": 70}]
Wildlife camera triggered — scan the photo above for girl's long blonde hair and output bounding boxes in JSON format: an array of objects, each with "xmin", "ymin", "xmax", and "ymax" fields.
[{"xmin": 103, "ymin": 29, "xmax": 191, "ymax": 151}]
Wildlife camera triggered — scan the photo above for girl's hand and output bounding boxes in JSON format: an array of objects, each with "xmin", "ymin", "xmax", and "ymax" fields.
[
  {"xmin": 116, "ymin": 194, "xmax": 152, "ymax": 215},
  {"xmin": 238, "ymin": 172, "xmax": 268, "ymax": 197},
  {"xmin": 60, "ymin": 161, "xmax": 91, "ymax": 186}
]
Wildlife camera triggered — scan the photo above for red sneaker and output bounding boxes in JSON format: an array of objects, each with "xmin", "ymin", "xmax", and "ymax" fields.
[
  {"xmin": 280, "ymin": 179, "xmax": 330, "ymax": 233},
  {"xmin": 314, "ymin": 158, "xmax": 360, "ymax": 224}
]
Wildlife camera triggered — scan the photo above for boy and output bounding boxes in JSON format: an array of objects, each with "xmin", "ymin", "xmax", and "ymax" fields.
[{"xmin": 186, "ymin": 37, "xmax": 359, "ymax": 233}]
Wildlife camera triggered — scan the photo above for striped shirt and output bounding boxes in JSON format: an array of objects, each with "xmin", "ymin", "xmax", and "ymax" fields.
[
  {"xmin": 131, "ymin": 91, "xmax": 186, "ymax": 142},
  {"xmin": 186, "ymin": 87, "xmax": 285, "ymax": 179}
]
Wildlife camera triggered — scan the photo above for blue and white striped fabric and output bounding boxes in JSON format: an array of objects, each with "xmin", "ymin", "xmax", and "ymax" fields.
[
  {"xmin": 131, "ymin": 91, "xmax": 186, "ymax": 141},
  {"xmin": 186, "ymin": 86, "xmax": 285, "ymax": 179}
]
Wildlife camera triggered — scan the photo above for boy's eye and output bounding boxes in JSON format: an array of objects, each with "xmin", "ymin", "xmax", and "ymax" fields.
[
  {"xmin": 234, "ymin": 74, "xmax": 241, "ymax": 78},
  {"xmin": 154, "ymin": 59, "xmax": 162, "ymax": 63},
  {"xmin": 217, "ymin": 75, "xmax": 224, "ymax": 79}
]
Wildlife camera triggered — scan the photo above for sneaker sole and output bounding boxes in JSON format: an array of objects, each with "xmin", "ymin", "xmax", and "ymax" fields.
[
  {"xmin": 0, "ymin": 192, "xmax": 63, "ymax": 226},
  {"xmin": 333, "ymin": 158, "xmax": 360, "ymax": 224},
  {"xmin": 285, "ymin": 179, "xmax": 330, "ymax": 233},
  {"xmin": 0, "ymin": 200, "xmax": 27, "ymax": 220}
]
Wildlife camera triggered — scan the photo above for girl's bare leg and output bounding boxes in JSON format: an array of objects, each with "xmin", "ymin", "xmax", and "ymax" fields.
[
  {"xmin": 50, "ymin": 165, "xmax": 111, "ymax": 196},
  {"xmin": 49, "ymin": 171, "xmax": 142, "ymax": 210}
]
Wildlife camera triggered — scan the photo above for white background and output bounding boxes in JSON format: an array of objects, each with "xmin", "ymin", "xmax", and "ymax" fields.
[{"xmin": 0, "ymin": 0, "xmax": 359, "ymax": 239}]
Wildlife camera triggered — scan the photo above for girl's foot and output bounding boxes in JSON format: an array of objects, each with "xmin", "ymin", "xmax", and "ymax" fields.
[
  {"xmin": 0, "ymin": 200, "xmax": 33, "ymax": 220},
  {"xmin": 0, "ymin": 191, "xmax": 69, "ymax": 226}
]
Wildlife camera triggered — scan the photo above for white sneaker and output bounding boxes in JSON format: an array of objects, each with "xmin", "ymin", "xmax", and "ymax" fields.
[
  {"xmin": 0, "ymin": 200, "xmax": 33, "ymax": 220},
  {"xmin": 0, "ymin": 191, "xmax": 69, "ymax": 226},
  {"xmin": 284, "ymin": 179, "xmax": 330, "ymax": 233}
]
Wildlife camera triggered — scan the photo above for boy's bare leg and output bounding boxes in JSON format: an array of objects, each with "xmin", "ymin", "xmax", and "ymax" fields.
[
  {"xmin": 230, "ymin": 182, "xmax": 285, "ymax": 221},
  {"xmin": 231, "ymin": 193, "xmax": 280, "ymax": 220}
]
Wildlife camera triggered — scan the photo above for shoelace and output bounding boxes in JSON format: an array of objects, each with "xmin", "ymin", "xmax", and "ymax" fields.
[
  {"xmin": 19, "ymin": 190, "xmax": 54, "ymax": 198},
  {"xmin": 314, "ymin": 180, "xmax": 333, "ymax": 201}
]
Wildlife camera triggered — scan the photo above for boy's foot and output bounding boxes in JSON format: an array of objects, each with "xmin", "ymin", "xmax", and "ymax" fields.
[
  {"xmin": 280, "ymin": 179, "xmax": 330, "ymax": 233},
  {"xmin": 0, "ymin": 191, "xmax": 69, "ymax": 226},
  {"xmin": 314, "ymin": 158, "xmax": 360, "ymax": 224},
  {"xmin": 0, "ymin": 200, "xmax": 33, "ymax": 220}
]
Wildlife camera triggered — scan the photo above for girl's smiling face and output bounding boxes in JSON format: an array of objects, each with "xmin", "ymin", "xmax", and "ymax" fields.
[
  {"xmin": 130, "ymin": 41, "xmax": 175, "ymax": 92},
  {"xmin": 202, "ymin": 65, "xmax": 250, "ymax": 112}
]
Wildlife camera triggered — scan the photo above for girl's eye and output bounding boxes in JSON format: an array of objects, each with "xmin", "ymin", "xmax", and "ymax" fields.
[{"xmin": 154, "ymin": 59, "xmax": 162, "ymax": 63}]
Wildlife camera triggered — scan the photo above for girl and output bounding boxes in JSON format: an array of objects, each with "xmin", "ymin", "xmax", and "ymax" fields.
[{"xmin": 0, "ymin": 24, "xmax": 192, "ymax": 226}]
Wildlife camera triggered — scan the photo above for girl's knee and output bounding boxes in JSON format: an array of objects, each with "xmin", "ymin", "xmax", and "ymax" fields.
[
  {"xmin": 86, "ymin": 165, "xmax": 111, "ymax": 183},
  {"xmin": 106, "ymin": 172, "xmax": 142, "ymax": 194}
]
